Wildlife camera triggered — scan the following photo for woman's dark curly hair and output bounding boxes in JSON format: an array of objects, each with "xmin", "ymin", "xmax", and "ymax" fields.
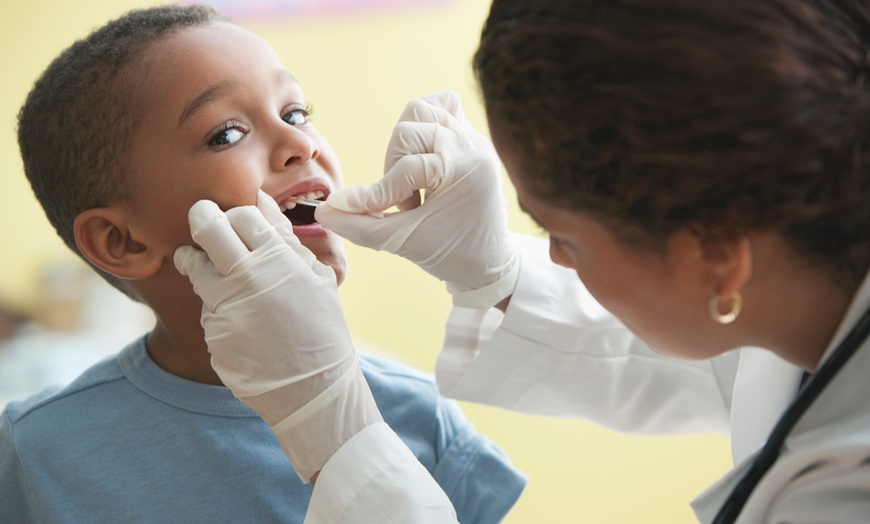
[{"xmin": 474, "ymin": 0, "xmax": 870, "ymax": 289}]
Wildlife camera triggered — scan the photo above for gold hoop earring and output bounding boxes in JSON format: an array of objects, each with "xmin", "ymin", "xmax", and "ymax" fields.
[{"xmin": 709, "ymin": 292, "xmax": 742, "ymax": 324}]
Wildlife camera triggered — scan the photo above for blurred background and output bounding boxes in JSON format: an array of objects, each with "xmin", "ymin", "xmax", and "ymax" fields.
[{"xmin": 1, "ymin": 0, "xmax": 732, "ymax": 521}]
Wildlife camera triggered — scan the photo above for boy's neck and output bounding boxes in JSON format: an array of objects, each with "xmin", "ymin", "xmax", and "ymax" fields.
[
  {"xmin": 146, "ymin": 323, "xmax": 223, "ymax": 385},
  {"xmin": 139, "ymin": 272, "xmax": 224, "ymax": 386}
]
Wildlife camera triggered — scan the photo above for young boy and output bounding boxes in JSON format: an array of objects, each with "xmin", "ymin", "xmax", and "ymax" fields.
[{"xmin": 1, "ymin": 5, "xmax": 525, "ymax": 522}]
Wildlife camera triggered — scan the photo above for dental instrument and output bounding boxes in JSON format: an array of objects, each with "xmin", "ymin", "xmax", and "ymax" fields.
[{"xmin": 295, "ymin": 197, "xmax": 324, "ymax": 207}]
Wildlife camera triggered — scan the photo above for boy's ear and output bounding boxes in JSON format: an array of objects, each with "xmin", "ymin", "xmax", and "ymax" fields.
[{"xmin": 74, "ymin": 208, "xmax": 162, "ymax": 280}]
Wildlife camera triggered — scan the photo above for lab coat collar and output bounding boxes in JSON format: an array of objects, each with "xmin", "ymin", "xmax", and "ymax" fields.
[
  {"xmin": 692, "ymin": 267, "xmax": 870, "ymax": 522},
  {"xmin": 790, "ymin": 266, "xmax": 870, "ymax": 436},
  {"xmin": 816, "ymin": 267, "xmax": 870, "ymax": 367}
]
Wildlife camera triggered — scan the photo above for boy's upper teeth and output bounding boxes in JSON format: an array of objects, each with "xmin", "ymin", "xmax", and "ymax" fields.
[{"xmin": 279, "ymin": 189, "xmax": 325, "ymax": 211}]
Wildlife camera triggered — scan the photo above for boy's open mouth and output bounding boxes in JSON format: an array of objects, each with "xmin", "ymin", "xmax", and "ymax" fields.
[
  {"xmin": 283, "ymin": 204, "xmax": 318, "ymax": 225},
  {"xmin": 280, "ymin": 190, "xmax": 326, "ymax": 226}
]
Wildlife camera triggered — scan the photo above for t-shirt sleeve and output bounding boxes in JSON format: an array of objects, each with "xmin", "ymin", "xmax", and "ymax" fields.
[
  {"xmin": 0, "ymin": 408, "xmax": 37, "ymax": 522},
  {"xmin": 430, "ymin": 397, "xmax": 526, "ymax": 524}
]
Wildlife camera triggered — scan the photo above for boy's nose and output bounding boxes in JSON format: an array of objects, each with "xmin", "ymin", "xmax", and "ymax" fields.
[
  {"xmin": 275, "ymin": 127, "xmax": 319, "ymax": 170},
  {"xmin": 285, "ymin": 138, "xmax": 319, "ymax": 166}
]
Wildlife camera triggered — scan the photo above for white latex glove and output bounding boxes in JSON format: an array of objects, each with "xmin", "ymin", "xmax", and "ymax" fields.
[
  {"xmin": 174, "ymin": 191, "xmax": 383, "ymax": 483},
  {"xmin": 315, "ymin": 91, "xmax": 520, "ymax": 309}
]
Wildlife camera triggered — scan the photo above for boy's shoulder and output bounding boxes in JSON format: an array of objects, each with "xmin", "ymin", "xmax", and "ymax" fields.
[{"xmin": 3, "ymin": 351, "xmax": 124, "ymax": 427}]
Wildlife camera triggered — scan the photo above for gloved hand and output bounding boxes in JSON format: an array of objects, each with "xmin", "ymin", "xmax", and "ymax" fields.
[
  {"xmin": 174, "ymin": 190, "xmax": 383, "ymax": 483},
  {"xmin": 315, "ymin": 91, "xmax": 520, "ymax": 309}
]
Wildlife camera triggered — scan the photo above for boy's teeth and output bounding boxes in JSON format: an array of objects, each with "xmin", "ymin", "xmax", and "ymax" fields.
[{"xmin": 280, "ymin": 189, "xmax": 325, "ymax": 210}]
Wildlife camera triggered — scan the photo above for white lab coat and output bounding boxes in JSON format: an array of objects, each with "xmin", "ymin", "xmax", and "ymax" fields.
[{"xmin": 307, "ymin": 235, "xmax": 870, "ymax": 523}]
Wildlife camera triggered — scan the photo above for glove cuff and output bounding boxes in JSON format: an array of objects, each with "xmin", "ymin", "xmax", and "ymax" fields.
[
  {"xmin": 269, "ymin": 358, "xmax": 384, "ymax": 483},
  {"xmin": 447, "ymin": 249, "xmax": 521, "ymax": 309}
]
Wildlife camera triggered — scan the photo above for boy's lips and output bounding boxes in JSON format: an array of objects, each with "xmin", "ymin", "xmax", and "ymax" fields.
[{"xmin": 291, "ymin": 221, "xmax": 328, "ymax": 238}]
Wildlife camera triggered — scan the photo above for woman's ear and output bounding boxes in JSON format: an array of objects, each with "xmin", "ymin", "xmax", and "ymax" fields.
[
  {"xmin": 667, "ymin": 229, "xmax": 752, "ymax": 293},
  {"xmin": 74, "ymin": 208, "xmax": 163, "ymax": 280},
  {"xmin": 699, "ymin": 235, "xmax": 753, "ymax": 298}
]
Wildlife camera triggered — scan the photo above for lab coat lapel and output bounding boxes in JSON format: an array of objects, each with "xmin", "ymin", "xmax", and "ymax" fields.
[
  {"xmin": 691, "ymin": 451, "xmax": 752, "ymax": 523},
  {"xmin": 691, "ymin": 349, "xmax": 801, "ymax": 523},
  {"xmin": 729, "ymin": 347, "xmax": 802, "ymax": 463},
  {"xmin": 790, "ymin": 270, "xmax": 870, "ymax": 440}
]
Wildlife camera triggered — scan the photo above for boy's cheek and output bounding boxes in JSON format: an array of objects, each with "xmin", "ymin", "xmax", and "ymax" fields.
[{"xmin": 198, "ymin": 190, "xmax": 260, "ymax": 214}]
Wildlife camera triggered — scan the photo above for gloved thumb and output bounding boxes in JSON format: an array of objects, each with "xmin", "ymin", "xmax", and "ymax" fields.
[
  {"xmin": 315, "ymin": 204, "xmax": 399, "ymax": 253},
  {"xmin": 186, "ymin": 200, "xmax": 251, "ymax": 275},
  {"xmin": 173, "ymin": 244, "xmax": 228, "ymax": 311},
  {"xmin": 174, "ymin": 244, "xmax": 204, "ymax": 278}
]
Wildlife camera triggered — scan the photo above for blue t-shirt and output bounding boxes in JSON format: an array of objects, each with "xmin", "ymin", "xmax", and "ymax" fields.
[{"xmin": 0, "ymin": 337, "xmax": 525, "ymax": 523}]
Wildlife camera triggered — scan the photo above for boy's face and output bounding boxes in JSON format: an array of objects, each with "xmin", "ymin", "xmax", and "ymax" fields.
[{"xmin": 123, "ymin": 22, "xmax": 347, "ymax": 283}]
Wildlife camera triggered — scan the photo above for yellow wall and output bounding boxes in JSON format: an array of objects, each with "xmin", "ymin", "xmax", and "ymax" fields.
[{"xmin": 0, "ymin": 1, "xmax": 732, "ymax": 521}]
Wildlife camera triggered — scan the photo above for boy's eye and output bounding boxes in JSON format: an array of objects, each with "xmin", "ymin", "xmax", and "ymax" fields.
[
  {"xmin": 282, "ymin": 106, "xmax": 311, "ymax": 126},
  {"xmin": 209, "ymin": 123, "xmax": 246, "ymax": 147}
]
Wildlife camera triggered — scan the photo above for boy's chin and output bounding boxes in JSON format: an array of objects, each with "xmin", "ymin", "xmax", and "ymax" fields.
[
  {"xmin": 303, "ymin": 240, "xmax": 347, "ymax": 286},
  {"xmin": 317, "ymin": 255, "xmax": 347, "ymax": 286}
]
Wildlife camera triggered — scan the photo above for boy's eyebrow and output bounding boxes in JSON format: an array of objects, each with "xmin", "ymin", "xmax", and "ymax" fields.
[
  {"xmin": 178, "ymin": 81, "xmax": 234, "ymax": 128},
  {"xmin": 177, "ymin": 71, "xmax": 299, "ymax": 129}
]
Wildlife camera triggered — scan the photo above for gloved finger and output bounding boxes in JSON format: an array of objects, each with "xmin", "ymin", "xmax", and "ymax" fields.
[
  {"xmin": 384, "ymin": 120, "xmax": 438, "ymax": 173},
  {"xmin": 397, "ymin": 91, "xmax": 465, "ymax": 125},
  {"xmin": 385, "ymin": 113, "xmax": 463, "ymax": 174},
  {"xmin": 407, "ymin": 93, "xmax": 491, "ymax": 154},
  {"xmin": 188, "ymin": 200, "xmax": 250, "ymax": 275},
  {"xmin": 389, "ymin": 120, "xmax": 440, "ymax": 154},
  {"xmin": 420, "ymin": 91, "xmax": 465, "ymax": 121},
  {"xmin": 224, "ymin": 205, "xmax": 282, "ymax": 253},
  {"xmin": 173, "ymin": 244, "xmax": 207, "ymax": 278},
  {"xmin": 256, "ymin": 190, "xmax": 294, "ymax": 239},
  {"xmin": 460, "ymin": 117, "xmax": 490, "ymax": 142},
  {"xmin": 256, "ymin": 190, "xmax": 306, "ymax": 248},
  {"xmin": 315, "ymin": 203, "xmax": 422, "ymax": 253},
  {"xmin": 323, "ymin": 154, "xmax": 446, "ymax": 214},
  {"xmin": 395, "ymin": 190, "xmax": 421, "ymax": 212}
]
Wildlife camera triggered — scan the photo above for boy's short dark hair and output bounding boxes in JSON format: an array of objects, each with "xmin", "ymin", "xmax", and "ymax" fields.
[{"xmin": 17, "ymin": 4, "xmax": 226, "ymax": 298}]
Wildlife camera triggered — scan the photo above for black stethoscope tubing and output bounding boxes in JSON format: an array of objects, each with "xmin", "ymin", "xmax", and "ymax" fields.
[{"xmin": 713, "ymin": 302, "xmax": 870, "ymax": 523}]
